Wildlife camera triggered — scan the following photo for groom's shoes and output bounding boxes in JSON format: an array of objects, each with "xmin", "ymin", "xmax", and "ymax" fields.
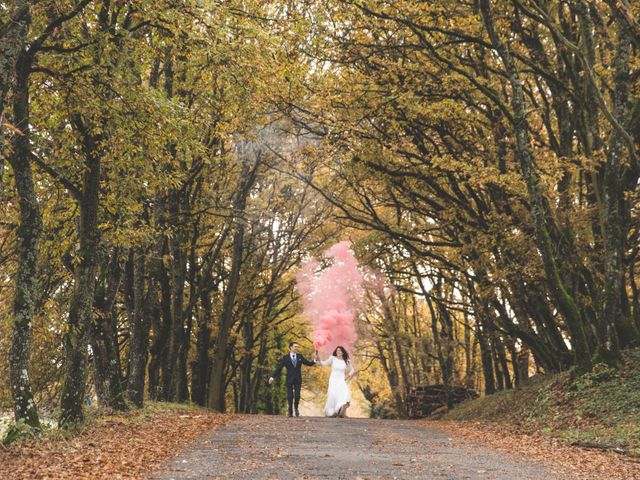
[{"xmin": 295, "ymin": 410, "xmax": 300, "ymax": 417}]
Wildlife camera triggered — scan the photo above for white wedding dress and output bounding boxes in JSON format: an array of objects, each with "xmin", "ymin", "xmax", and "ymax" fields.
[{"xmin": 320, "ymin": 356, "xmax": 355, "ymax": 417}]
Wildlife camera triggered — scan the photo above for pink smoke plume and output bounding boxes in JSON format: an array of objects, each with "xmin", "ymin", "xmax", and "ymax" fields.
[{"xmin": 296, "ymin": 241, "xmax": 364, "ymax": 353}]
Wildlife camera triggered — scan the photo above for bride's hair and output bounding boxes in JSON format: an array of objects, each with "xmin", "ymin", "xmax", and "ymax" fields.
[{"xmin": 332, "ymin": 346, "xmax": 349, "ymax": 363}]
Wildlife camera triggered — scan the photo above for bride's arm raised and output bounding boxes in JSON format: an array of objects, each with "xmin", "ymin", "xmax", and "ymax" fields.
[{"xmin": 314, "ymin": 350, "xmax": 333, "ymax": 366}]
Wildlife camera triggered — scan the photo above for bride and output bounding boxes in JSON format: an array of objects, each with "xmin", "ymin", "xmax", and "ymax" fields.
[{"xmin": 315, "ymin": 346, "xmax": 357, "ymax": 417}]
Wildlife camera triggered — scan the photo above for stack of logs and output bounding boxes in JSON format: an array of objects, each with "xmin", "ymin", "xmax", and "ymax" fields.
[{"xmin": 406, "ymin": 384, "xmax": 479, "ymax": 418}]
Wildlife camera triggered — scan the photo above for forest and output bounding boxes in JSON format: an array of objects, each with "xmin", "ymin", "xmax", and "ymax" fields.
[{"xmin": 1, "ymin": 0, "xmax": 640, "ymax": 436}]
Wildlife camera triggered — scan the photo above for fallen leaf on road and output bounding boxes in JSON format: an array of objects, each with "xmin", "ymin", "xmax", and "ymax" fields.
[{"xmin": 0, "ymin": 405, "xmax": 232, "ymax": 480}]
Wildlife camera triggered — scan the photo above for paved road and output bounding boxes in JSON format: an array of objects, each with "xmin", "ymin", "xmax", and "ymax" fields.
[{"xmin": 152, "ymin": 415, "xmax": 564, "ymax": 480}]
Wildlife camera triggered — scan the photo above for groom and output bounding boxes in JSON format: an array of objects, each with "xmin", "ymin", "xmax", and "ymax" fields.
[{"xmin": 268, "ymin": 341, "xmax": 316, "ymax": 417}]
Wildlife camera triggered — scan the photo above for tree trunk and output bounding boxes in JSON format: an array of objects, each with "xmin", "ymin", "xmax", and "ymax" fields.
[
  {"xmin": 176, "ymin": 232, "xmax": 199, "ymax": 403},
  {"xmin": 511, "ymin": 342, "xmax": 529, "ymax": 387},
  {"xmin": 127, "ymin": 250, "xmax": 149, "ymax": 407},
  {"xmin": 463, "ymin": 310, "xmax": 474, "ymax": 387},
  {"xmin": 249, "ymin": 333, "xmax": 269, "ymax": 414},
  {"xmin": 599, "ymin": 21, "xmax": 638, "ymax": 360},
  {"xmin": 59, "ymin": 118, "xmax": 102, "ymax": 427},
  {"xmin": 91, "ymin": 250, "xmax": 126, "ymax": 411},
  {"xmin": 207, "ymin": 220, "xmax": 245, "ymax": 411},
  {"xmin": 375, "ymin": 339, "xmax": 405, "ymax": 417},
  {"xmin": 414, "ymin": 268, "xmax": 454, "ymax": 408},
  {"xmin": 191, "ymin": 287, "xmax": 211, "ymax": 406},
  {"xmin": 0, "ymin": 1, "xmax": 30, "ymax": 152},
  {"xmin": 480, "ymin": 0, "xmax": 592, "ymax": 371},
  {"xmin": 7, "ymin": 45, "xmax": 41, "ymax": 429},
  {"xmin": 161, "ymin": 189, "xmax": 186, "ymax": 401},
  {"xmin": 148, "ymin": 254, "xmax": 171, "ymax": 399},
  {"xmin": 206, "ymin": 156, "xmax": 259, "ymax": 411},
  {"xmin": 476, "ymin": 316, "xmax": 496, "ymax": 395},
  {"xmin": 492, "ymin": 337, "xmax": 504, "ymax": 391},
  {"xmin": 438, "ymin": 302, "xmax": 455, "ymax": 408},
  {"xmin": 495, "ymin": 336, "xmax": 513, "ymax": 390},
  {"xmin": 378, "ymin": 292, "xmax": 411, "ymax": 401},
  {"xmin": 239, "ymin": 315, "xmax": 253, "ymax": 413},
  {"xmin": 176, "ymin": 302, "xmax": 193, "ymax": 403}
]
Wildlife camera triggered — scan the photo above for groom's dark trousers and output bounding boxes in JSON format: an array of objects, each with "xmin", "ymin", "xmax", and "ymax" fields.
[{"xmin": 271, "ymin": 353, "xmax": 315, "ymax": 415}]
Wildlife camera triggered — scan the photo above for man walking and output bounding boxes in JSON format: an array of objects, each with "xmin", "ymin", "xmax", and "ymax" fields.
[{"xmin": 269, "ymin": 341, "xmax": 316, "ymax": 417}]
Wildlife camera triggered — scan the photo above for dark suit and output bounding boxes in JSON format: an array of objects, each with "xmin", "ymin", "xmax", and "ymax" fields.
[{"xmin": 271, "ymin": 353, "xmax": 315, "ymax": 416}]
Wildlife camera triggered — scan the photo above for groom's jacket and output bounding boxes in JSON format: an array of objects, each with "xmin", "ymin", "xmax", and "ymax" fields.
[{"xmin": 271, "ymin": 353, "xmax": 315, "ymax": 384}]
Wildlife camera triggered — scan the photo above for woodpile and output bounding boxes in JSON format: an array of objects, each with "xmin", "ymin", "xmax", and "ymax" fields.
[{"xmin": 406, "ymin": 384, "xmax": 479, "ymax": 418}]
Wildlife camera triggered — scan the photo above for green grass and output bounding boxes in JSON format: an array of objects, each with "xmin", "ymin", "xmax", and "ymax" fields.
[{"xmin": 443, "ymin": 348, "xmax": 640, "ymax": 453}]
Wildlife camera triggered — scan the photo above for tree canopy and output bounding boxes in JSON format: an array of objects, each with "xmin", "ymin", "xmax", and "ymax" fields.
[{"xmin": 1, "ymin": 0, "xmax": 639, "ymax": 428}]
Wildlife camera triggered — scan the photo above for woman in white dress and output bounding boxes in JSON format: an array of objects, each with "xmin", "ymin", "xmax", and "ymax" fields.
[{"xmin": 315, "ymin": 346, "xmax": 356, "ymax": 417}]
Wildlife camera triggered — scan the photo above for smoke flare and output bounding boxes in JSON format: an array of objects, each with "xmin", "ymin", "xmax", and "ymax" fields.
[{"xmin": 296, "ymin": 241, "xmax": 364, "ymax": 353}]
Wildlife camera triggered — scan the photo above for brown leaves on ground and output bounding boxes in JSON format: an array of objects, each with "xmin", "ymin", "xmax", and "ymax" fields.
[
  {"xmin": 429, "ymin": 420, "xmax": 640, "ymax": 480},
  {"xmin": 0, "ymin": 404, "xmax": 232, "ymax": 479}
]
